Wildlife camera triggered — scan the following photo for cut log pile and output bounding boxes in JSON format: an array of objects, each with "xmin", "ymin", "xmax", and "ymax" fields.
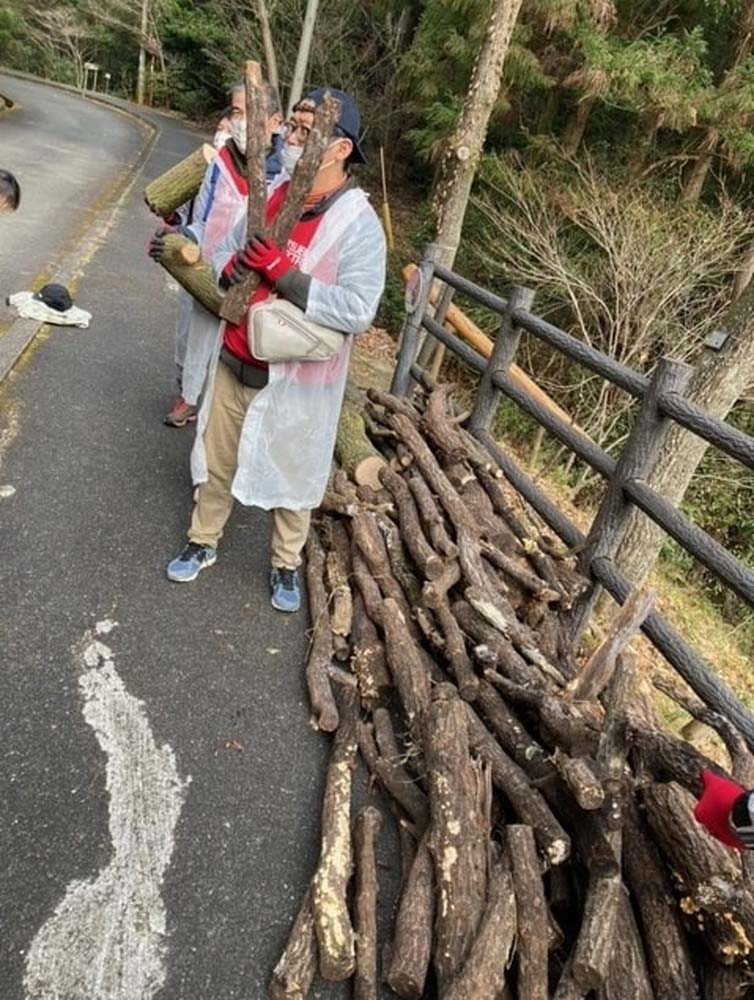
[{"xmin": 271, "ymin": 383, "xmax": 754, "ymax": 999}]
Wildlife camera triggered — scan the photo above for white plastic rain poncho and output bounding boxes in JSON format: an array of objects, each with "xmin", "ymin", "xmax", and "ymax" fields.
[
  {"xmin": 190, "ymin": 185, "xmax": 386, "ymax": 511},
  {"xmin": 180, "ymin": 151, "xmax": 248, "ymax": 405}
]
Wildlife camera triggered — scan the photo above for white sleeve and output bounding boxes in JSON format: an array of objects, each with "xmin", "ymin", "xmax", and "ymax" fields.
[
  {"xmin": 305, "ymin": 208, "xmax": 387, "ymax": 334},
  {"xmin": 211, "ymin": 207, "xmax": 247, "ymax": 281}
]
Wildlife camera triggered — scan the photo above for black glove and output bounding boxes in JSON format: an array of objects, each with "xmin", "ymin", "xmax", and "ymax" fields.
[
  {"xmin": 219, "ymin": 250, "xmax": 253, "ymax": 290},
  {"xmin": 148, "ymin": 226, "xmax": 173, "ymax": 262}
]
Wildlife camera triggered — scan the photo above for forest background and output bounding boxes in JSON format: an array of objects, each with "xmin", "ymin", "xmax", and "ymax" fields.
[{"xmin": 1, "ymin": 0, "xmax": 752, "ymax": 676}]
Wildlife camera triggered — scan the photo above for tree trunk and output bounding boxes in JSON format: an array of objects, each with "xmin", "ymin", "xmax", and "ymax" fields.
[
  {"xmin": 431, "ymin": 0, "xmax": 523, "ymax": 267},
  {"xmin": 562, "ymin": 97, "xmax": 594, "ymax": 157},
  {"xmin": 680, "ymin": 128, "xmax": 719, "ymax": 204},
  {"xmin": 732, "ymin": 240, "xmax": 754, "ymax": 302},
  {"xmin": 135, "ymin": 0, "xmax": 149, "ymax": 104},
  {"xmin": 612, "ymin": 279, "xmax": 754, "ymax": 590},
  {"xmin": 422, "ymin": 0, "xmax": 523, "ymax": 372},
  {"xmin": 256, "ymin": 0, "xmax": 280, "ymax": 110},
  {"xmin": 286, "ymin": 0, "xmax": 320, "ymax": 116}
]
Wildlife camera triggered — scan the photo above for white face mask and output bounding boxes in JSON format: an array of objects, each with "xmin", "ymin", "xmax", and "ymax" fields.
[
  {"xmin": 279, "ymin": 143, "xmax": 303, "ymax": 173},
  {"xmin": 230, "ymin": 120, "xmax": 247, "ymax": 149}
]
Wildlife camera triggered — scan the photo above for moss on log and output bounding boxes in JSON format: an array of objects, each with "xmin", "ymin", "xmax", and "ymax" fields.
[
  {"xmin": 144, "ymin": 143, "xmax": 215, "ymax": 218},
  {"xmin": 159, "ymin": 233, "xmax": 222, "ymax": 316},
  {"xmin": 335, "ymin": 400, "xmax": 386, "ymax": 489}
]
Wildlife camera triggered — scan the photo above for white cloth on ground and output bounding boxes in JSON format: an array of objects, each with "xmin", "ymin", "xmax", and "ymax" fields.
[{"xmin": 7, "ymin": 291, "xmax": 91, "ymax": 328}]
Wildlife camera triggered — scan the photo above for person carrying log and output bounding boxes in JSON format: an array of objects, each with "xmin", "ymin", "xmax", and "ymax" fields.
[
  {"xmin": 0, "ymin": 170, "xmax": 20, "ymax": 214},
  {"xmin": 165, "ymin": 88, "xmax": 386, "ymax": 613},
  {"xmin": 149, "ymin": 81, "xmax": 284, "ymax": 427}
]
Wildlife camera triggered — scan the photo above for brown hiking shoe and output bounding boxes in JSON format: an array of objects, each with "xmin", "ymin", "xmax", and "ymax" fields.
[{"xmin": 164, "ymin": 396, "xmax": 198, "ymax": 427}]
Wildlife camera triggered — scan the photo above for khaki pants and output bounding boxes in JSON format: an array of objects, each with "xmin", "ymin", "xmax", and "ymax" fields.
[{"xmin": 189, "ymin": 360, "xmax": 311, "ymax": 569}]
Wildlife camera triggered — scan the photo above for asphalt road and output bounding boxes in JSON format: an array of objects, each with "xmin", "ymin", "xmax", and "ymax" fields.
[{"xmin": 0, "ymin": 77, "xmax": 397, "ymax": 999}]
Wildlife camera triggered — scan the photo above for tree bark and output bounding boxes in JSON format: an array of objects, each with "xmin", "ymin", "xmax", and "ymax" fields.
[
  {"xmin": 386, "ymin": 837, "xmax": 435, "ymax": 999},
  {"xmin": 380, "ymin": 597, "xmax": 432, "ymax": 740},
  {"xmin": 425, "ymin": 684, "xmax": 488, "ymax": 993},
  {"xmin": 286, "ymin": 0, "xmax": 320, "ymax": 116},
  {"xmin": 304, "ymin": 529, "xmax": 339, "ymax": 732},
  {"xmin": 255, "ymin": 0, "xmax": 280, "ymax": 109},
  {"xmin": 622, "ymin": 800, "xmax": 699, "ymax": 1000},
  {"xmin": 680, "ymin": 127, "xmax": 719, "ymax": 204},
  {"xmin": 641, "ymin": 781, "xmax": 754, "ymax": 964},
  {"xmin": 508, "ymin": 825, "xmax": 549, "ymax": 1000},
  {"xmin": 612, "ymin": 278, "xmax": 754, "ymax": 590},
  {"xmin": 562, "ymin": 97, "xmax": 594, "ymax": 156},
  {"xmin": 350, "ymin": 594, "xmax": 390, "ymax": 708},
  {"xmin": 442, "ymin": 856, "xmax": 517, "ymax": 1000},
  {"xmin": 352, "ymin": 806, "xmax": 383, "ymax": 1000},
  {"xmin": 431, "ymin": 0, "xmax": 524, "ymax": 269},
  {"xmin": 311, "ymin": 691, "xmax": 359, "ymax": 981},
  {"xmin": 268, "ymin": 887, "xmax": 317, "ymax": 999}
]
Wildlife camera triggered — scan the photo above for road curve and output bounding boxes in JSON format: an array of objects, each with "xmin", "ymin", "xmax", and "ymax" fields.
[{"xmin": 0, "ymin": 73, "xmax": 149, "ymax": 330}]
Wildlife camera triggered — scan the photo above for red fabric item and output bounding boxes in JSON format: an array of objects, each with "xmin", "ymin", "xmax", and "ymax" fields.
[
  {"xmin": 218, "ymin": 143, "xmax": 248, "ymax": 196},
  {"xmin": 694, "ymin": 769, "xmax": 746, "ymax": 849},
  {"xmin": 243, "ymin": 235, "xmax": 293, "ymax": 284},
  {"xmin": 222, "ymin": 182, "xmax": 326, "ymax": 366}
]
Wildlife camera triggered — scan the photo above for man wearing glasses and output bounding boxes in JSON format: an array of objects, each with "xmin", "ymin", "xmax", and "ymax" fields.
[{"xmin": 166, "ymin": 89, "xmax": 386, "ymax": 614}]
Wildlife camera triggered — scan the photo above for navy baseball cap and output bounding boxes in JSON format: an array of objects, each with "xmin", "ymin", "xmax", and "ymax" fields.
[
  {"xmin": 303, "ymin": 88, "xmax": 367, "ymax": 165},
  {"xmin": 33, "ymin": 283, "xmax": 72, "ymax": 313}
]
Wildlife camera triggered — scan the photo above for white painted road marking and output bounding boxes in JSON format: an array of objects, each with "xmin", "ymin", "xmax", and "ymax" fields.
[{"xmin": 24, "ymin": 625, "xmax": 190, "ymax": 1000}]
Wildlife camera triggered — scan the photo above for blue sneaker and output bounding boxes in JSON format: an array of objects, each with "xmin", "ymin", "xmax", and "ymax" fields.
[
  {"xmin": 270, "ymin": 568, "xmax": 301, "ymax": 613},
  {"xmin": 167, "ymin": 542, "xmax": 217, "ymax": 582}
]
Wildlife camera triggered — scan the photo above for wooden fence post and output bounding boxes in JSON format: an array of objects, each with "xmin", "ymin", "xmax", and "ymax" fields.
[
  {"xmin": 570, "ymin": 357, "xmax": 694, "ymax": 647},
  {"xmin": 391, "ymin": 244, "xmax": 440, "ymax": 396},
  {"xmin": 468, "ymin": 286, "xmax": 535, "ymax": 436}
]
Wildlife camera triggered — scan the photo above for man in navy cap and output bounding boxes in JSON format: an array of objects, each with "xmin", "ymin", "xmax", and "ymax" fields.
[{"xmin": 166, "ymin": 88, "xmax": 386, "ymax": 614}]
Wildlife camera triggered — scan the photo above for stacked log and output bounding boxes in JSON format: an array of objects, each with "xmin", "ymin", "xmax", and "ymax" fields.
[{"xmin": 270, "ymin": 383, "xmax": 754, "ymax": 998}]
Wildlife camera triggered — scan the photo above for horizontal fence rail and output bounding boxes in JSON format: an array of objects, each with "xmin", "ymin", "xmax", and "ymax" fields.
[
  {"xmin": 657, "ymin": 391, "xmax": 754, "ymax": 472},
  {"xmin": 512, "ymin": 310, "xmax": 650, "ymax": 399},
  {"xmin": 432, "ymin": 262, "xmax": 509, "ymax": 314},
  {"xmin": 394, "ymin": 250, "xmax": 754, "ymax": 745},
  {"xmin": 624, "ymin": 478, "xmax": 754, "ymax": 607}
]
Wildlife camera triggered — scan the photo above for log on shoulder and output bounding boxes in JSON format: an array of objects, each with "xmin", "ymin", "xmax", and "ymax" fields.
[{"xmin": 144, "ymin": 142, "xmax": 216, "ymax": 218}]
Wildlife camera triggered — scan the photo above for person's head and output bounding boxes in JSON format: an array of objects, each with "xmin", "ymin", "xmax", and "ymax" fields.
[
  {"xmin": 278, "ymin": 89, "xmax": 365, "ymax": 186},
  {"xmin": 227, "ymin": 81, "xmax": 283, "ymax": 150},
  {"xmin": 0, "ymin": 170, "xmax": 20, "ymax": 214}
]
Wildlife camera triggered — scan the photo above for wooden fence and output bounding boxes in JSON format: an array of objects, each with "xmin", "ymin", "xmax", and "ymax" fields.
[{"xmin": 391, "ymin": 242, "xmax": 754, "ymax": 745}]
